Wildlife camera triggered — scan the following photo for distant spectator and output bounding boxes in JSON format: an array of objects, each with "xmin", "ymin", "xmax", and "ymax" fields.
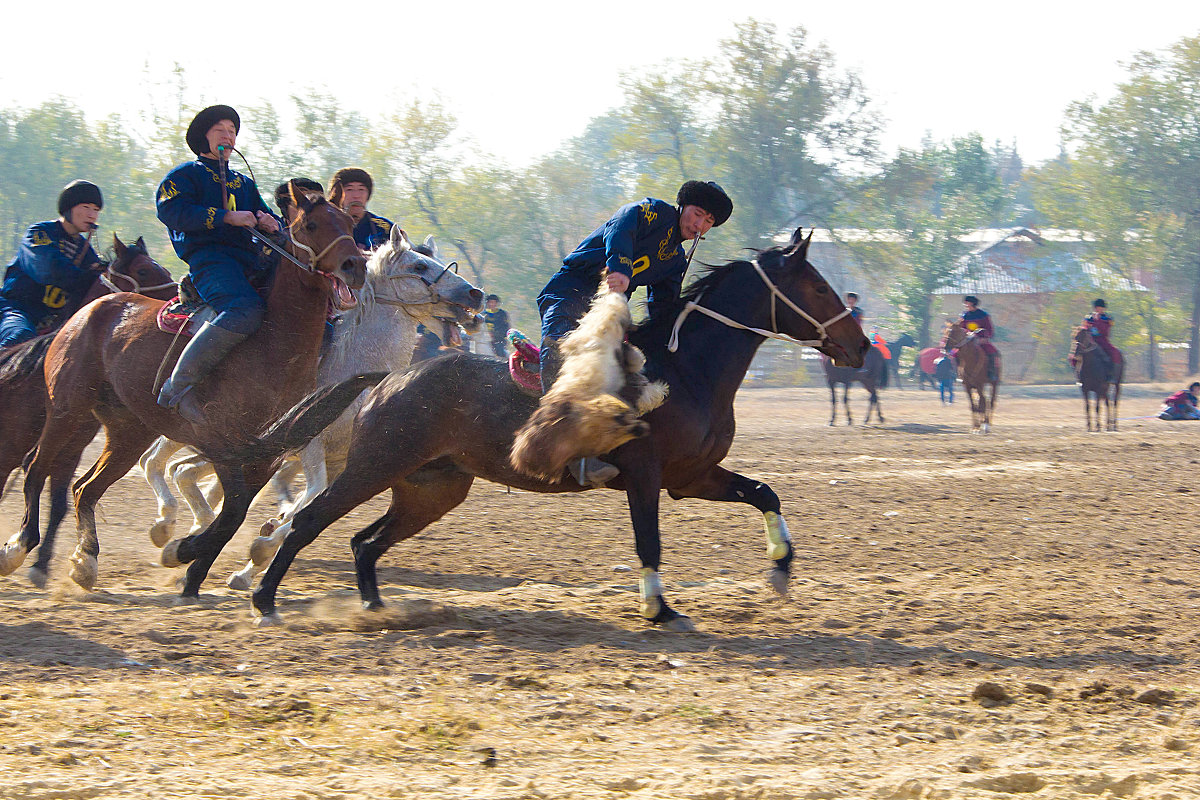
[
  {"xmin": 845, "ymin": 291, "xmax": 863, "ymax": 323},
  {"xmin": 1159, "ymin": 382, "xmax": 1200, "ymax": 420},
  {"xmin": 482, "ymin": 294, "xmax": 510, "ymax": 357}
]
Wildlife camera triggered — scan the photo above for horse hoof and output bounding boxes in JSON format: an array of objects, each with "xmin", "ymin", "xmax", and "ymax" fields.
[
  {"xmin": 148, "ymin": 520, "xmax": 173, "ymax": 548},
  {"xmin": 160, "ymin": 539, "xmax": 184, "ymax": 568},
  {"xmin": 68, "ymin": 550, "xmax": 98, "ymax": 591},
  {"xmin": 254, "ymin": 612, "xmax": 283, "ymax": 628},
  {"xmin": 259, "ymin": 518, "xmax": 278, "ymax": 538},
  {"xmin": 663, "ymin": 615, "xmax": 697, "ymax": 633},
  {"xmin": 226, "ymin": 572, "xmax": 252, "ymax": 592},
  {"xmin": 248, "ymin": 536, "xmax": 279, "ymax": 568},
  {"xmin": 767, "ymin": 568, "xmax": 790, "ymax": 597},
  {"xmin": 171, "ymin": 594, "xmax": 202, "ymax": 607},
  {"xmin": 27, "ymin": 566, "xmax": 48, "ymax": 590},
  {"xmin": 0, "ymin": 535, "xmax": 29, "ymax": 576},
  {"xmin": 362, "ymin": 599, "xmax": 385, "ymax": 611}
]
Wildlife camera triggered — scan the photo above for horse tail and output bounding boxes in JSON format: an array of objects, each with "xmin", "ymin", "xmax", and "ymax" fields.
[{"xmin": 227, "ymin": 372, "xmax": 391, "ymax": 465}]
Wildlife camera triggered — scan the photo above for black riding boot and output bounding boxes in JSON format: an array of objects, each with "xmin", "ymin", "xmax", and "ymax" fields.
[
  {"xmin": 157, "ymin": 321, "xmax": 249, "ymax": 424},
  {"xmin": 539, "ymin": 336, "xmax": 562, "ymax": 395}
]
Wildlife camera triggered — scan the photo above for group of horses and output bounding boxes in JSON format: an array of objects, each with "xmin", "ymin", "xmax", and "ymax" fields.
[
  {"xmin": 823, "ymin": 322, "xmax": 1122, "ymax": 434},
  {"xmin": 0, "ymin": 202, "xmax": 871, "ymax": 630}
]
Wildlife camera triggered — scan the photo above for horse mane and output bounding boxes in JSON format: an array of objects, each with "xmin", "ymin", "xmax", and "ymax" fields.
[
  {"xmin": 630, "ymin": 246, "xmax": 790, "ymax": 351},
  {"xmin": 0, "ymin": 334, "xmax": 54, "ymax": 385}
]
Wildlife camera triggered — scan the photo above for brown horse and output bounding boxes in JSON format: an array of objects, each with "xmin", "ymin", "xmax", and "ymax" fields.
[
  {"xmin": 0, "ymin": 184, "xmax": 366, "ymax": 595},
  {"xmin": 942, "ymin": 323, "xmax": 999, "ymax": 433},
  {"xmin": 1071, "ymin": 326, "xmax": 1122, "ymax": 432},
  {"xmin": 0, "ymin": 236, "xmax": 177, "ymax": 587},
  {"xmin": 244, "ymin": 228, "xmax": 870, "ymax": 630}
]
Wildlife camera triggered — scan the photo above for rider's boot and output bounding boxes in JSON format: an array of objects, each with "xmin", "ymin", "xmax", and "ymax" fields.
[
  {"xmin": 986, "ymin": 353, "xmax": 999, "ymax": 383},
  {"xmin": 157, "ymin": 321, "xmax": 249, "ymax": 425},
  {"xmin": 540, "ymin": 337, "xmax": 619, "ymax": 487}
]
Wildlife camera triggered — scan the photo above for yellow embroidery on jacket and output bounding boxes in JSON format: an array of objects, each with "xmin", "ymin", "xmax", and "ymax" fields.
[
  {"xmin": 42, "ymin": 285, "xmax": 67, "ymax": 309},
  {"xmin": 641, "ymin": 201, "xmax": 657, "ymax": 224},
  {"xmin": 205, "ymin": 208, "xmax": 217, "ymax": 230},
  {"xmin": 631, "ymin": 256, "xmax": 650, "ymax": 275},
  {"xmin": 158, "ymin": 181, "xmax": 180, "ymax": 202},
  {"xmin": 658, "ymin": 226, "xmax": 678, "ymax": 261},
  {"xmin": 31, "ymin": 231, "xmax": 52, "ymax": 247}
]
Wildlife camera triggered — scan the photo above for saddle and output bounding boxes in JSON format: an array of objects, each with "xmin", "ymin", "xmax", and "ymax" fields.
[
  {"xmin": 156, "ymin": 275, "xmax": 216, "ymax": 336},
  {"xmin": 507, "ymin": 329, "xmax": 542, "ymax": 396}
]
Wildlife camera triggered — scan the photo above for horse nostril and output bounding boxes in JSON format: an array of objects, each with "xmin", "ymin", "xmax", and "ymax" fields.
[{"xmin": 468, "ymin": 288, "xmax": 484, "ymax": 308}]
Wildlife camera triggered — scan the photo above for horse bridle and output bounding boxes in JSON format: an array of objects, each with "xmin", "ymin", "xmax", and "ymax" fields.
[
  {"xmin": 668, "ymin": 259, "xmax": 852, "ymax": 352},
  {"xmin": 99, "ymin": 262, "xmax": 177, "ymax": 294},
  {"xmin": 249, "ymin": 212, "xmax": 355, "ymax": 274},
  {"xmin": 375, "ymin": 252, "xmax": 461, "ymax": 308}
]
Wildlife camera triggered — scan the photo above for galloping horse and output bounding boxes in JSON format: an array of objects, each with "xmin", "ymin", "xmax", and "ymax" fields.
[
  {"xmin": 236, "ymin": 229, "xmax": 869, "ymax": 630},
  {"xmin": 1071, "ymin": 325, "xmax": 1122, "ymax": 431},
  {"xmin": 942, "ymin": 323, "xmax": 999, "ymax": 433},
  {"xmin": 0, "ymin": 235, "xmax": 177, "ymax": 586},
  {"xmin": 0, "ymin": 184, "xmax": 366, "ymax": 595},
  {"xmin": 821, "ymin": 347, "xmax": 887, "ymax": 425}
]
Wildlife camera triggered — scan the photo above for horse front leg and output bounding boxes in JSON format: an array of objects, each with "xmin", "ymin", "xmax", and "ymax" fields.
[
  {"xmin": 668, "ymin": 465, "xmax": 793, "ymax": 598},
  {"xmin": 171, "ymin": 454, "xmax": 220, "ymax": 535},
  {"xmin": 620, "ymin": 457, "xmax": 692, "ymax": 631},
  {"xmin": 842, "ymin": 385, "xmax": 853, "ymax": 426},
  {"xmin": 1081, "ymin": 388, "xmax": 1092, "ymax": 432},
  {"xmin": 827, "ymin": 385, "xmax": 837, "ymax": 426}
]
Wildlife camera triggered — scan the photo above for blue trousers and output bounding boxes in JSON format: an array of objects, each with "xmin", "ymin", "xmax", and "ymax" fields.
[
  {"xmin": 536, "ymin": 288, "xmax": 592, "ymax": 388},
  {"xmin": 0, "ymin": 303, "xmax": 37, "ymax": 349},
  {"xmin": 186, "ymin": 246, "xmax": 267, "ymax": 336}
]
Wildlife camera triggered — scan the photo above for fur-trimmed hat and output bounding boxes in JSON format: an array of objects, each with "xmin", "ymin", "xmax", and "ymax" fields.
[
  {"xmin": 1093, "ymin": 298, "xmax": 1107, "ymax": 308},
  {"xmin": 57, "ymin": 180, "xmax": 103, "ymax": 217},
  {"xmin": 329, "ymin": 167, "xmax": 374, "ymax": 206},
  {"xmin": 186, "ymin": 105, "xmax": 240, "ymax": 157},
  {"xmin": 677, "ymin": 180, "xmax": 733, "ymax": 226},
  {"xmin": 275, "ymin": 178, "xmax": 324, "ymax": 215}
]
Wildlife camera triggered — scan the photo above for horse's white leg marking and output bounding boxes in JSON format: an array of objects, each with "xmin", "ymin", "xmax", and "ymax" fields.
[
  {"xmin": 639, "ymin": 567, "xmax": 665, "ymax": 620},
  {"xmin": 0, "ymin": 534, "xmax": 29, "ymax": 576},
  {"xmin": 142, "ymin": 437, "xmax": 184, "ymax": 547},
  {"xmin": 172, "ymin": 456, "xmax": 218, "ymax": 535},
  {"xmin": 763, "ymin": 511, "xmax": 791, "ymax": 561}
]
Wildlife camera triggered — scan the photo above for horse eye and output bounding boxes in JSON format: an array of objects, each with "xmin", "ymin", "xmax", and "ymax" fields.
[
  {"xmin": 816, "ymin": 284, "xmax": 829, "ymax": 295},
  {"xmin": 414, "ymin": 262, "xmax": 428, "ymax": 272},
  {"xmin": 305, "ymin": 222, "xmax": 317, "ymax": 232}
]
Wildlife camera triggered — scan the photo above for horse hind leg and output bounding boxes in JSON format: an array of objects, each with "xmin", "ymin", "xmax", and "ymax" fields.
[
  {"xmin": 140, "ymin": 437, "xmax": 186, "ymax": 547},
  {"xmin": 171, "ymin": 455, "xmax": 220, "ymax": 536}
]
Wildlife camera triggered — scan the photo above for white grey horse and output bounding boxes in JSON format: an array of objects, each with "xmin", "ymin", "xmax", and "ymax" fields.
[{"xmin": 138, "ymin": 227, "xmax": 484, "ymax": 588}]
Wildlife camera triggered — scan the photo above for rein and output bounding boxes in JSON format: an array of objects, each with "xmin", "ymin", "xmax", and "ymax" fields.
[
  {"xmin": 99, "ymin": 264, "xmax": 177, "ymax": 295},
  {"xmin": 667, "ymin": 259, "xmax": 851, "ymax": 353},
  {"xmin": 247, "ymin": 226, "xmax": 354, "ymax": 274}
]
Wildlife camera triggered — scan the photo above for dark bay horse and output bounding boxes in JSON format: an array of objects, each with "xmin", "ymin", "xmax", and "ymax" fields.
[
  {"xmin": 887, "ymin": 332, "xmax": 917, "ymax": 388},
  {"xmin": 0, "ymin": 236, "xmax": 177, "ymax": 586},
  {"xmin": 239, "ymin": 228, "xmax": 870, "ymax": 631},
  {"xmin": 822, "ymin": 346, "xmax": 887, "ymax": 425},
  {"xmin": 0, "ymin": 185, "xmax": 366, "ymax": 594},
  {"xmin": 942, "ymin": 323, "xmax": 999, "ymax": 433},
  {"xmin": 1072, "ymin": 326, "xmax": 1122, "ymax": 431}
]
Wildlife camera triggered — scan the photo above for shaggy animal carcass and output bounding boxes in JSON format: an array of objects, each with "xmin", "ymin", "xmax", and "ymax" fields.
[{"xmin": 510, "ymin": 291, "xmax": 668, "ymax": 482}]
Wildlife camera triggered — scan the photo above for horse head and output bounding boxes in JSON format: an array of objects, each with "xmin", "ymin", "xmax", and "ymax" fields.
[
  {"xmin": 370, "ymin": 227, "xmax": 484, "ymax": 330},
  {"xmin": 753, "ymin": 228, "xmax": 870, "ymax": 368},
  {"xmin": 108, "ymin": 235, "xmax": 177, "ymax": 301},
  {"xmin": 285, "ymin": 180, "xmax": 366, "ymax": 311}
]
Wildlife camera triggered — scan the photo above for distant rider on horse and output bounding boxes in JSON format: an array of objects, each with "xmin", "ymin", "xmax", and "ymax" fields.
[
  {"xmin": 1081, "ymin": 298, "xmax": 1121, "ymax": 382},
  {"xmin": 536, "ymin": 180, "xmax": 733, "ymax": 486},
  {"xmin": 0, "ymin": 180, "xmax": 104, "ymax": 348},
  {"xmin": 328, "ymin": 168, "xmax": 392, "ymax": 252},
  {"xmin": 955, "ymin": 295, "xmax": 1000, "ymax": 382},
  {"xmin": 155, "ymin": 104, "xmax": 281, "ymax": 423},
  {"xmin": 845, "ymin": 291, "xmax": 863, "ymax": 324}
]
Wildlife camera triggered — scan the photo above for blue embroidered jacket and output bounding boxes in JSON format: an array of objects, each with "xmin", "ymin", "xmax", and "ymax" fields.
[
  {"xmin": 483, "ymin": 307, "xmax": 510, "ymax": 343},
  {"xmin": 543, "ymin": 198, "xmax": 687, "ymax": 319},
  {"xmin": 0, "ymin": 220, "xmax": 100, "ymax": 325},
  {"xmin": 352, "ymin": 211, "xmax": 393, "ymax": 250},
  {"xmin": 156, "ymin": 157, "xmax": 277, "ymax": 263}
]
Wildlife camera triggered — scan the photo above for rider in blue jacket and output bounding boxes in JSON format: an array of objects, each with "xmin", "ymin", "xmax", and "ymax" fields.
[
  {"xmin": 155, "ymin": 104, "xmax": 281, "ymax": 423},
  {"xmin": 0, "ymin": 180, "xmax": 104, "ymax": 348},
  {"xmin": 536, "ymin": 180, "xmax": 733, "ymax": 486},
  {"xmin": 328, "ymin": 168, "xmax": 393, "ymax": 251}
]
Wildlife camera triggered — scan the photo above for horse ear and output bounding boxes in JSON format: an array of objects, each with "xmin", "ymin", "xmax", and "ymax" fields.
[
  {"xmin": 785, "ymin": 227, "xmax": 806, "ymax": 250},
  {"xmin": 784, "ymin": 228, "xmax": 814, "ymax": 260},
  {"xmin": 135, "ymin": 236, "xmax": 147, "ymax": 251},
  {"xmin": 112, "ymin": 234, "xmax": 126, "ymax": 259},
  {"xmin": 391, "ymin": 226, "xmax": 411, "ymax": 253},
  {"xmin": 422, "ymin": 234, "xmax": 440, "ymax": 261},
  {"xmin": 289, "ymin": 180, "xmax": 314, "ymax": 213}
]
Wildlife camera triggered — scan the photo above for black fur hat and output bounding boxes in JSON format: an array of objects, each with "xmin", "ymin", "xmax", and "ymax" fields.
[
  {"xmin": 963, "ymin": 295, "xmax": 981, "ymax": 306},
  {"xmin": 329, "ymin": 168, "xmax": 374, "ymax": 206},
  {"xmin": 186, "ymin": 105, "xmax": 240, "ymax": 157},
  {"xmin": 57, "ymin": 180, "xmax": 103, "ymax": 216},
  {"xmin": 676, "ymin": 180, "xmax": 733, "ymax": 226},
  {"xmin": 1093, "ymin": 298, "xmax": 1106, "ymax": 308},
  {"xmin": 275, "ymin": 178, "xmax": 324, "ymax": 215}
]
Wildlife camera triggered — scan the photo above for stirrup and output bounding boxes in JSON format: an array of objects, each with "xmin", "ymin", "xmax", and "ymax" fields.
[{"xmin": 568, "ymin": 457, "xmax": 618, "ymax": 488}]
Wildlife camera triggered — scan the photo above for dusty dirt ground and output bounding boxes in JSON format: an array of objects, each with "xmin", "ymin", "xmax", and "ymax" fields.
[{"xmin": 2, "ymin": 383, "xmax": 1200, "ymax": 799}]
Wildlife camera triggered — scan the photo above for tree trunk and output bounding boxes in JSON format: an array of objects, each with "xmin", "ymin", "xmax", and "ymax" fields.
[{"xmin": 1189, "ymin": 253, "xmax": 1200, "ymax": 373}]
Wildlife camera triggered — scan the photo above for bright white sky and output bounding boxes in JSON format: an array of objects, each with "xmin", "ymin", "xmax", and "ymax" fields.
[{"xmin": 5, "ymin": 1, "xmax": 1200, "ymax": 168}]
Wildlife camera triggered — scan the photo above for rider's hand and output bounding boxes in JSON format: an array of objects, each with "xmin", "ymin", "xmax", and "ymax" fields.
[
  {"xmin": 605, "ymin": 272, "xmax": 631, "ymax": 294},
  {"xmin": 255, "ymin": 212, "xmax": 280, "ymax": 233},
  {"xmin": 224, "ymin": 210, "xmax": 257, "ymax": 228}
]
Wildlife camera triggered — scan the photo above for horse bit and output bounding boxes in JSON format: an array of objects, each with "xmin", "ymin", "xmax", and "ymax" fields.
[{"xmin": 668, "ymin": 259, "xmax": 852, "ymax": 352}]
